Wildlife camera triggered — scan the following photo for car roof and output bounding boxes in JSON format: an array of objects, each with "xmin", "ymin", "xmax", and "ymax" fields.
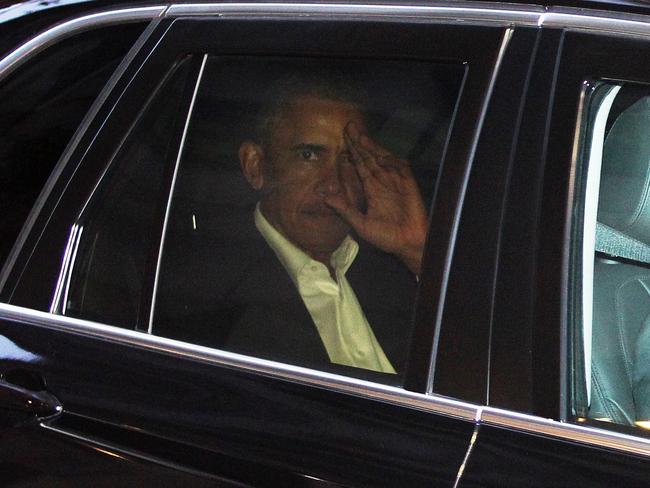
[
  {"xmin": 2, "ymin": 0, "xmax": 650, "ymax": 15},
  {"xmin": 3, "ymin": 0, "xmax": 650, "ymax": 58}
]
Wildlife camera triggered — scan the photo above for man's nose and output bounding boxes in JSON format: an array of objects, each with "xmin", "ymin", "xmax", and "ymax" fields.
[{"xmin": 316, "ymin": 165, "xmax": 343, "ymax": 196}]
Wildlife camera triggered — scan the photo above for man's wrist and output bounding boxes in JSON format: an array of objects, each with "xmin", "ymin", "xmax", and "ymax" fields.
[{"xmin": 397, "ymin": 244, "xmax": 423, "ymax": 276}]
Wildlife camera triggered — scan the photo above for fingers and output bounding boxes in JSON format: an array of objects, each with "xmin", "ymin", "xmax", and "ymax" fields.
[
  {"xmin": 344, "ymin": 135, "xmax": 390, "ymax": 196},
  {"xmin": 344, "ymin": 131, "xmax": 372, "ymax": 181},
  {"xmin": 346, "ymin": 122, "xmax": 390, "ymax": 157},
  {"xmin": 344, "ymin": 123, "xmax": 384, "ymax": 179},
  {"xmin": 344, "ymin": 123, "xmax": 410, "ymax": 188}
]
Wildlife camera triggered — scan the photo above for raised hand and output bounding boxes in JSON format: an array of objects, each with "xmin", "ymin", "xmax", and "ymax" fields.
[{"xmin": 326, "ymin": 122, "xmax": 428, "ymax": 275}]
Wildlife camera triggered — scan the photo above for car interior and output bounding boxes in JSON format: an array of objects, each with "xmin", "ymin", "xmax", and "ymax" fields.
[
  {"xmin": 152, "ymin": 56, "xmax": 464, "ymax": 359},
  {"xmin": 588, "ymin": 85, "xmax": 650, "ymax": 426}
]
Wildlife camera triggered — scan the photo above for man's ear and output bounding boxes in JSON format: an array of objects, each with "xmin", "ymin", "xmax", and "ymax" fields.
[{"xmin": 238, "ymin": 141, "xmax": 265, "ymax": 190}]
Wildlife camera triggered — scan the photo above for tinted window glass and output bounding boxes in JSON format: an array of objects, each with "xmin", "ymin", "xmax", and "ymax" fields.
[
  {"xmin": 149, "ymin": 56, "xmax": 464, "ymax": 381},
  {"xmin": 58, "ymin": 57, "xmax": 195, "ymax": 329},
  {"xmin": 0, "ymin": 22, "xmax": 147, "ymax": 267},
  {"xmin": 572, "ymin": 81, "xmax": 650, "ymax": 431},
  {"xmin": 40, "ymin": 52, "xmax": 464, "ymax": 384}
]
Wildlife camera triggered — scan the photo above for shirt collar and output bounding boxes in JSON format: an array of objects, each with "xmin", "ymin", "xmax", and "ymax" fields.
[{"xmin": 254, "ymin": 204, "xmax": 359, "ymax": 281}]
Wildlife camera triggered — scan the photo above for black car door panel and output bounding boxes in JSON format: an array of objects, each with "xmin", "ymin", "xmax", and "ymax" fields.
[
  {"xmin": 462, "ymin": 16, "xmax": 650, "ymax": 488},
  {"xmin": 0, "ymin": 5, "xmax": 537, "ymax": 486},
  {"xmin": 0, "ymin": 313, "xmax": 475, "ymax": 486}
]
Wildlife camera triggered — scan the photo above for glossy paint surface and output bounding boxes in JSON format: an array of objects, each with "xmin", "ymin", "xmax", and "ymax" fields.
[
  {"xmin": 459, "ymin": 425, "xmax": 650, "ymax": 487},
  {"xmin": 3, "ymin": 422, "xmax": 226, "ymax": 486},
  {"xmin": 0, "ymin": 318, "xmax": 474, "ymax": 486}
]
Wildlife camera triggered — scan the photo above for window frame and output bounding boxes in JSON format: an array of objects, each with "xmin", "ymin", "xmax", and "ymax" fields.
[
  {"xmin": 490, "ymin": 25, "xmax": 650, "ymax": 427},
  {"xmin": 571, "ymin": 82, "xmax": 623, "ymax": 418},
  {"xmin": 0, "ymin": 3, "xmax": 531, "ymax": 400},
  {"xmin": 559, "ymin": 33, "xmax": 650, "ymax": 429}
]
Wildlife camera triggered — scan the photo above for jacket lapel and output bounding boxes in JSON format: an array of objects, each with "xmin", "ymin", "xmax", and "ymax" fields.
[
  {"xmin": 226, "ymin": 237, "xmax": 330, "ymax": 367},
  {"xmin": 347, "ymin": 243, "xmax": 417, "ymax": 372}
]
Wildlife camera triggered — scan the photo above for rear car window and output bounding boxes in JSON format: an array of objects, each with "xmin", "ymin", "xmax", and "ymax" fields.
[
  {"xmin": 572, "ymin": 81, "xmax": 650, "ymax": 432},
  {"xmin": 40, "ymin": 53, "xmax": 466, "ymax": 383}
]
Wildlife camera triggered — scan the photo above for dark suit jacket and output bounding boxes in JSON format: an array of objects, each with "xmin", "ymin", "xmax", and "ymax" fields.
[{"xmin": 155, "ymin": 216, "xmax": 417, "ymax": 375}]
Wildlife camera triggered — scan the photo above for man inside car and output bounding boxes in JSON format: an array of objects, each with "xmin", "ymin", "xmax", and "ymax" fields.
[{"xmin": 227, "ymin": 74, "xmax": 428, "ymax": 374}]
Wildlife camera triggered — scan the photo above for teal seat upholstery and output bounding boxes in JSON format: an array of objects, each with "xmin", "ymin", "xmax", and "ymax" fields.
[{"xmin": 590, "ymin": 96, "xmax": 650, "ymax": 425}]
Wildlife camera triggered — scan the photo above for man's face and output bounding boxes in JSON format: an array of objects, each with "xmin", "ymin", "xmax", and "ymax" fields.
[{"xmin": 255, "ymin": 95, "xmax": 366, "ymax": 259}]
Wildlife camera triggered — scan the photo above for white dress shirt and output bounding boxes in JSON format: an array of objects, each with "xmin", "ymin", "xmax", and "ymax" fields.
[{"xmin": 255, "ymin": 206, "xmax": 395, "ymax": 373}]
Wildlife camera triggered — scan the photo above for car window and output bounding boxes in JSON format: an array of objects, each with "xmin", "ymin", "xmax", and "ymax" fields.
[
  {"xmin": 572, "ymin": 81, "xmax": 650, "ymax": 431},
  {"xmin": 4, "ymin": 12, "xmax": 510, "ymax": 389},
  {"xmin": 151, "ymin": 56, "xmax": 464, "ymax": 380},
  {"xmin": 0, "ymin": 22, "xmax": 147, "ymax": 270},
  {"xmin": 44, "ymin": 53, "xmax": 465, "ymax": 382},
  {"xmin": 57, "ymin": 57, "xmax": 195, "ymax": 328}
]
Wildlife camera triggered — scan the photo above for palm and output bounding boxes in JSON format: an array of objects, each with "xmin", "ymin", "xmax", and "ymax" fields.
[{"xmin": 326, "ymin": 124, "xmax": 427, "ymax": 275}]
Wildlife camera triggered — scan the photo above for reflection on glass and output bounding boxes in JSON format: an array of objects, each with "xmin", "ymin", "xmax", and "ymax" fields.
[
  {"xmin": 61, "ymin": 57, "xmax": 195, "ymax": 329},
  {"xmin": 152, "ymin": 56, "xmax": 464, "ymax": 382}
]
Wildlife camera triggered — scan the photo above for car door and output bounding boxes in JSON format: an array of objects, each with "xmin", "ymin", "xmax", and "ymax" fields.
[
  {"xmin": 458, "ymin": 9, "xmax": 650, "ymax": 487},
  {"xmin": 0, "ymin": 3, "xmax": 537, "ymax": 486}
]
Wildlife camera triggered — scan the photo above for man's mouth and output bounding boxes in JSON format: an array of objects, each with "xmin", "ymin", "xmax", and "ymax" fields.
[{"xmin": 302, "ymin": 207, "xmax": 341, "ymax": 218}]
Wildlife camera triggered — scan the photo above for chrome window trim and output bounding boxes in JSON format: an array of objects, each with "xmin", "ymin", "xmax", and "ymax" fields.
[
  {"xmin": 0, "ymin": 302, "xmax": 478, "ymax": 422},
  {"xmin": 164, "ymin": 2, "xmax": 650, "ymax": 40},
  {"xmin": 148, "ymin": 54, "xmax": 209, "ymax": 333},
  {"xmin": 165, "ymin": 2, "xmax": 543, "ymax": 25},
  {"xmin": 3, "ymin": 4, "xmax": 650, "ymax": 113},
  {"xmin": 0, "ymin": 6, "xmax": 166, "ymax": 81},
  {"xmin": 542, "ymin": 8, "xmax": 650, "ymax": 38},
  {"xmin": 4, "ymin": 302, "xmax": 650, "ymax": 458},
  {"xmin": 428, "ymin": 27, "xmax": 515, "ymax": 395},
  {"xmin": 481, "ymin": 407, "xmax": 650, "ymax": 457}
]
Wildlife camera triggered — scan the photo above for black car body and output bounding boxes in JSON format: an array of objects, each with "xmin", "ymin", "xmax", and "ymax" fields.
[{"xmin": 3, "ymin": 0, "xmax": 650, "ymax": 486}]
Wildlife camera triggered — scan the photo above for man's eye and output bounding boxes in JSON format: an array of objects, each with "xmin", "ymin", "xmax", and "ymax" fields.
[{"xmin": 298, "ymin": 150, "xmax": 318, "ymax": 161}]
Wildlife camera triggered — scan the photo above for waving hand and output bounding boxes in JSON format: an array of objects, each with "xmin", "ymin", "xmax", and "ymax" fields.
[{"xmin": 326, "ymin": 123, "xmax": 428, "ymax": 275}]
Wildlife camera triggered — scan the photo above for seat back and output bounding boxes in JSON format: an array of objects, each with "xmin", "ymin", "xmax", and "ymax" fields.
[{"xmin": 590, "ymin": 95, "xmax": 650, "ymax": 424}]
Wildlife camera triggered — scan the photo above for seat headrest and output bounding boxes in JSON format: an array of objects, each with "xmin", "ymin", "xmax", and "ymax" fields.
[{"xmin": 598, "ymin": 96, "xmax": 650, "ymax": 244}]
